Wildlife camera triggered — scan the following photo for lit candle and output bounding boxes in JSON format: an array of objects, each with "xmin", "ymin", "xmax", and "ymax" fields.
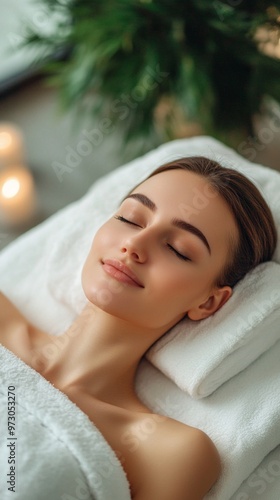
[
  {"xmin": 0, "ymin": 165, "xmax": 36, "ymax": 226},
  {"xmin": 0, "ymin": 123, "xmax": 25, "ymax": 168}
]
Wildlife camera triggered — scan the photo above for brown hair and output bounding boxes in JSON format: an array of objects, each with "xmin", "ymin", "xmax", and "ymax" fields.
[{"xmin": 149, "ymin": 156, "xmax": 277, "ymax": 288}]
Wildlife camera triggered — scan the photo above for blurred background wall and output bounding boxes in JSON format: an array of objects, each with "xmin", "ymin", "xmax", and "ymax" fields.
[{"xmin": 0, "ymin": 77, "xmax": 125, "ymax": 249}]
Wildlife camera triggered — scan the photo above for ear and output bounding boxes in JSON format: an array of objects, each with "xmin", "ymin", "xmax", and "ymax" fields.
[{"xmin": 187, "ymin": 286, "xmax": 233, "ymax": 321}]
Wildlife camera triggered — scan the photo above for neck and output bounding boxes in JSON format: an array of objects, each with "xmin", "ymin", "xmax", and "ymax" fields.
[{"xmin": 39, "ymin": 302, "xmax": 165, "ymax": 407}]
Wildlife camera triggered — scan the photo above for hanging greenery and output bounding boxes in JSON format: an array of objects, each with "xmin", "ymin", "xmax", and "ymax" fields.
[{"xmin": 24, "ymin": 0, "xmax": 280, "ymax": 149}]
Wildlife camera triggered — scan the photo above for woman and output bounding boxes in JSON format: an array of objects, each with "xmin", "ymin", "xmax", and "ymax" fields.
[{"xmin": 0, "ymin": 156, "xmax": 277, "ymax": 499}]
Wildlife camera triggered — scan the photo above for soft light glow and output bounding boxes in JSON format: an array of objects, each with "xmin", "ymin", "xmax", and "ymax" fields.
[
  {"xmin": 0, "ymin": 123, "xmax": 24, "ymax": 168},
  {"xmin": 2, "ymin": 177, "xmax": 21, "ymax": 199},
  {"xmin": 0, "ymin": 132, "xmax": 12, "ymax": 150},
  {"xmin": 0, "ymin": 165, "xmax": 36, "ymax": 226}
]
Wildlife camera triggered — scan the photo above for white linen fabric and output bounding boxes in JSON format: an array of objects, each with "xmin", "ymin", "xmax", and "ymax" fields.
[
  {"xmin": 0, "ymin": 345, "xmax": 131, "ymax": 500},
  {"xmin": 0, "ymin": 136, "xmax": 280, "ymax": 499}
]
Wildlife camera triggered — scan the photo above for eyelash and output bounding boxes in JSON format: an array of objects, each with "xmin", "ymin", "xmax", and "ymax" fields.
[
  {"xmin": 114, "ymin": 215, "xmax": 191, "ymax": 262},
  {"xmin": 114, "ymin": 215, "xmax": 140, "ymax": 227},
  {"xmin": 167, "ymin": 244, "xmax": 190, "ymax": 261}
]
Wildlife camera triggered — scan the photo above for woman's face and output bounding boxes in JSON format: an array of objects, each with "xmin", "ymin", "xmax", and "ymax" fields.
[{"xmin": 82, "ymin": 169, "xmax": 238, "ymax": 331}]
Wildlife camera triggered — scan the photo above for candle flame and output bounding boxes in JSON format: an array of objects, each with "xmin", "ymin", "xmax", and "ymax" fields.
[{"xmin": 2, "ymin": 177, "xmax": 20, "ymax": 199}]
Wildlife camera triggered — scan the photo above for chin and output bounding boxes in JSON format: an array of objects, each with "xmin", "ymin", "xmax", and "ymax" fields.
[{"xmin": 81, "ymin": 264, "xmax": 119, "ymax": 315}]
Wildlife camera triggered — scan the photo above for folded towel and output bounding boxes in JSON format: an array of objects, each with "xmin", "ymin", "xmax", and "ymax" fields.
[
  {"xmin": 0, "ymin": 345, "xmax": 131, "ymax": 500},
  {"xmin": 136, "ymin": 339, "xmax": 280, "ymax": 500},
  {"xmin": 146, "ymin": 260, "xmax": 280, "ymax": 398}
]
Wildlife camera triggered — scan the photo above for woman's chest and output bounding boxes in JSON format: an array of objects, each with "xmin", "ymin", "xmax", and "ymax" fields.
[{"xmin": 64, "ymin": 386, "xmax": 163, "ymax": 497}]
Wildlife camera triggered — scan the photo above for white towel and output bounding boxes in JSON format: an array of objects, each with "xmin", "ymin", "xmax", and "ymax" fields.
[
  {"xmin": 146, "ymin": 260, "xmax": 280, "ymax": 398},
  {"xmin": 0, "ymin": 345, "xmax": 131, "ymax": 500}
]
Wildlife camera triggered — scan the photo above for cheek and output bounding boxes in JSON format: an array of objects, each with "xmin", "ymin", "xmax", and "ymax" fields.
[
  {"xmin": 91, "ymin": 222, "xmax": 118, "ymax": 254},
  {"xmin": 81, "ymin": 251, "xmax": 94, "ymax": 299},
  {"xmin": 149, "ymin": 267, "xmax": 209, "ymax": 317},
  {"xmin": 81, "ymin": 230, "xmax": 104, "ymax": 297},
  {"xmin": 81, "ymin": 225, "xmax": 122, "ymax": 305},
  {"xmin": 146, "ymin": 269, "xmax": 188, "ymax": 314},
  {"xmin": 82, "ymin": 224, "xmax": 114, "ymax": 275}
]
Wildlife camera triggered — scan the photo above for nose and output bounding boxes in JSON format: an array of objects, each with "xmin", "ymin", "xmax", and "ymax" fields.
[{"xmin": 120, "ymin": 232, "xmax": 148, "ymax": 263}]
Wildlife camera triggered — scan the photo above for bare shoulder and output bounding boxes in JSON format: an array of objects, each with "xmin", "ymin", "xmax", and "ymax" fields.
[{"xmin": 134, "ymin": 415, "xmax": 221, "ymax": 500}]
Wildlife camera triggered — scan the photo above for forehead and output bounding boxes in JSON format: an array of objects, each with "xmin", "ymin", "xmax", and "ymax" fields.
[
  {"xmin": 133, "ymin": 169, "xmax": 216, "ymax": 213},
  {"xmin": 131, "ymin": 168, "xmax": 239, "ymax": 252}
]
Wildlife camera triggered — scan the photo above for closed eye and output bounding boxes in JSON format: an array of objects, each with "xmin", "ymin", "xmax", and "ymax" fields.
[
  {"xmin": 167, "ymin": 244, "xmax": 191, "ymax": 262},
  {"xmin": 115, "ymin": 215, "xmax": 191, "ymax": 261},
  {"xmin": 114, "ymin": 215, "xmax": 141, "ymax": 227}
]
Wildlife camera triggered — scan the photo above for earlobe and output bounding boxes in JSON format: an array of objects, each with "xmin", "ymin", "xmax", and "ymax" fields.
[{"xmin": 187, "ymin": 286, "xmax": 233, "ymax": 321}]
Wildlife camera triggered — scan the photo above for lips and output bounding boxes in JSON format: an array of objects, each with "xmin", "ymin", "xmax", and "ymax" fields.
[{"xmin": 102, "ymin": 259, "xmax": 144, "ymax": 288}]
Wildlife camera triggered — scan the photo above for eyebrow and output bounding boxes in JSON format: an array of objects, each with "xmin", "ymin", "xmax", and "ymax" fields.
[{"xmin": 125, "ymin": 193, "xmax": 211, "ymax": 254}]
